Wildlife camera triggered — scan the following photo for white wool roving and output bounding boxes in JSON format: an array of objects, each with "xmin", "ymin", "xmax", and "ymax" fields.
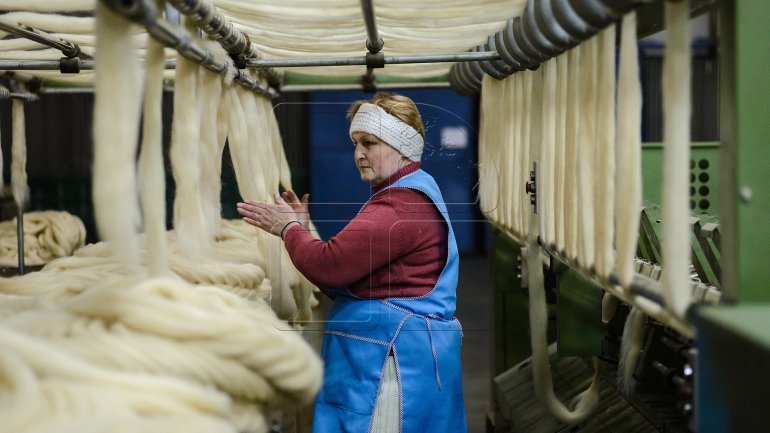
[
  {"xmin": 477, "ymin": 75, "xmax": 500, "ymax": 222},
  {"xmin": 482, "ymin": 77, "xmax": 508, "ymax": 227},
  {"xmin": 92, "ymin": 2, "xmax": 142, "ymax": 265},
  {"xmin": 617, "ymin": 307, "xmax": 647, "ymax": 396},
  {"xmin": 564, "ymin": 47, "xmax": 580, "ymax": 260},
  {"xmin": 525, "ymin": 216, "xmax": 600, "ymax": 423},
  {"xmin": 529, "ymin": 67, "xmax": 544, "ymax": 235},
  {"xmin": 661, "ymin": 1, "xmax": 692, "ymax": 317},
  {"xmin": 519, "ymin": 71, "xmax": 531, "ymax": 235},
  {"xmin": 554, "ymin": 54, "xmax": 568, "ymax": 251},
  {"xmin": 577, "ymin": 36, "xmax": 597, "ymax": 269},
  {"xmin": 542, "ymin": 59, "xmax": 557, "ymax": 246},
  {"xmin": 513, "ymin": 72, "xmax": 526, "ymax": 236},
  {"xmin": 0, "ymin": 211, "xmax": 86, "ymax": 266},
  {"xmin": 251, "ymin": 90, "xmax": 278, "ymax": 197},
  {"xmin": 0, "ymin": 0, "xmax": 94, "ymax": 11},
  {"xmin": 594, "ymin": 25, "xmax": 617, "ymax": 279},
  {"xmin": 170, "ymin": 18, "xmax": 210, "ymax": 258},
  {"xmin": 225, "ymin": 86, "xmax": 258, "ymax": 201},
  {"xmin": 138, "ymin": 10, "xmax": 169, "ymax": 277},
  {"xmin": 503, "ymin": 76, "xmax": 516, "ymax": 232},
  {"xmin": 240, "ymin": 87, "xmax": 268, "ymax": 200},
  {"xmin": 266, "ymin": 97, "xmax": 294, "ymax": 192},
  {"xmin": 615, "ymin": 11, "xmax": 643, "ymax": 288},
  {"xmin": 11, "ymin": 98, "xmax": 29, "ymax": 208},
  {"xmin": 0, "ymin": 12, "xmax": 94, "ymax": 34},
  {"xmin": 197, "ymin": 45, "xmax": 228, "ymax": 241}
]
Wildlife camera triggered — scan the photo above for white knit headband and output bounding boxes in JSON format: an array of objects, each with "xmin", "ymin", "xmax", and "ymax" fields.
[{"xmin": 349, "ymin": 103, "xmax": 424, "ymax": 162}]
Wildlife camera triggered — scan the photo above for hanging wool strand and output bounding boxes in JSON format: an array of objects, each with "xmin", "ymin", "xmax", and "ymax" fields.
[
  {"xmin": 615, "ymin": 11, "xmax": 644, "ymax": 288},
  {"xmin": 661, "ymin": 1, "xmax": 693, "ymax": 317},
  {"xmin": 91, "ymin": 1, "xmax": 143, "ymax": 265}
]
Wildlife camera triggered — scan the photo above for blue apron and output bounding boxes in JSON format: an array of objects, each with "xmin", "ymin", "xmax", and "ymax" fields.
[{"xmin": 312, "ymin": 169, "xmax": 467, "ymax": 433}]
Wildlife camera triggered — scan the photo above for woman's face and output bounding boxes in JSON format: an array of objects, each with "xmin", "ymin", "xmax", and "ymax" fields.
[{"xmin": 352, "ymin": 132, "xmax": 406, "ymax": 184}]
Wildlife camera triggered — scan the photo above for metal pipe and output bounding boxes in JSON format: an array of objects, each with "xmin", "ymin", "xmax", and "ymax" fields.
[
  {"xmin": 100, "ymin": 0, "xmax": 276, "ymax": 98},
  {"xmin": 247, "ymin": 51, "xmax": 500, "ymax": 68},
  {"xmin": 16, "ymin": 207, "xmax": 24, "ymax": 275},
  {"xmin": 0, "ymin": 21, "xmax": 92, "ymax": 60},
  {"xmin": 280, "ymin": 81, "xmax": 450, "ymax": 93},
  {"xmin": 0, "ymin": 60, "xmax": 95, "ymax": 70},
  {"xmin": 0, "ymin": 59, "xmax": 177, "ymax": 71},
  {"xmin": 360, "ymin": 0, "xmax": 384, "ymax": 53}
]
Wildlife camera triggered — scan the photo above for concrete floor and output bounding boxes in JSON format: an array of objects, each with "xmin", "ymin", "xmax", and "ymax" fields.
[{"xmin": 456, "ymin": 254, "xmax": 495, "ymax": 433}]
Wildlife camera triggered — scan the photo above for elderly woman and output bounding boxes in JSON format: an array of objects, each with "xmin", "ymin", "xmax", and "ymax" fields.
[{"xmin": 236, "ymin": 92, "xmax": 466, "ymax": 433}]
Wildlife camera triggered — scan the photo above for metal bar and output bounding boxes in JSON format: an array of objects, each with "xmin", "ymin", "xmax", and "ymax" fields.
[
  {"xmin": 0, "ymin": 59, "xmax": 178, "ymax": 71},
  {"xmin": 0, "ymin": 20, "xmax": 92, "ymax": 60},
  {"xmin": 248, "ymin": 51, "xmax": 500, "ymax": 68},
  {"xmin": 280, "ymin": 81, "xmax": 451, "ymax": 93},
  {"xmin": 100, "ymin": 0, "xmax": 276, "ymax": 98},
  {"xmin": 360, "ymin": 0, "xmax": 383, "ymax": 53},
  {"xmin": 0, "ymin": 60, "xmax": 94, "ymax": 70},
  {"xmin": 16, "ymin": 207, "xmax": 24, "ymax": 275}
]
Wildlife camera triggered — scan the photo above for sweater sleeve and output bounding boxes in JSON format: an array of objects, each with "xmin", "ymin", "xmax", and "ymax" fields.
[{"xmin": 282, "ymin": 198, "xmax": 409, "ymax": 289}]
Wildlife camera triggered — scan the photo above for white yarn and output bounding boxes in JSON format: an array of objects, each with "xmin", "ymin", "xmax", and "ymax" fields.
[
  {"xmin": 138, "ymin": 6, "xmax": 169, "ymax": 277},
  {"xmin": 661, "ymin": 1, "xmax": 692, "ymax": 318},
  {"xmin": 564, "ymin": 47, "xmax": 580, "ymax": 259},
  {"xmin": 617, "ymin": 307, "xmax": 646, "ymax": 396},
  {"xmin": 225, "ymin": 86, "xmax": 258, "ymax": 200},
  {"xmin": 513, "ymin": 72, "xmax": 525, "ymax": 236},
  {"xmin": 529, "ymin": 67, "xmax": 544, "ymax": 235},
  {"xmin": 0, "ymin": 12, "xmax": 95, "ymax": 34},
  {"xmin": 92, "ymin": 2, "xmax": 142, "ymax": 265},
  {"xmin": 525, "ymin": 219, "xmax": 600, "ymax": 424},
  {"xmin": 265, "ymin": 96, "xmax": 293, "ymax": 192},
  {"xmin": 616, "ymin": 11, "xmax": 643, "ymax": 288},
  {"xmin": 600, "ymin": 291, "xmax": 618, "ymax": 324},
  {"xmin": 519, "ymin": 71, "xmax": 531, "ymax": 236},
  {"xmin": 477, "ymin": 75, "xmax": 500, "ymax": 222},
  {"xmin": 503, "ymin": 76, "xmax": 516, "ymax": 231},
  {"xmin": 594, "ymin": 26, "xmax": 617, "ymax": 278},
  {"xmin": 577, "ymin": 36, "xmax": 597, "ymax": 269},
  {"xmin": 0, "ymin": 326, "xmax": 234, "ymax": 430},
  {"xmin": 197, "ymin": 43, "xmax": 229, "ymax": 241},
  {"xmin": 170, "ymin": 18, "xmax": 209, "ymax": 259},
  {"xmin": 554, "ymin": 54, "xmax": 568, "ymax": 251},
  {"xmin": 541, "ymin": 59, "xmax": 557, "ymax": 246},
  {"xmin": 349, "ymin": 103, "xmax": 424, "ymax": 162},
  {"xmin": 0, "ymin": 0, "xmax": 94, "ymax": 11},
  {"xmin": 0, "ymin": 1, "xmax": 529, "ymax": 84},
  {"xmin": 0, "ymin": 211, "xmax": 86, "ymax": 266},
  {"xmin": 240, "ymin": 85, "xmax": 268, "ymax": 200},
  {"xmin": 11, "ymin": 98, "xmax": 29, "ymax": 208}
]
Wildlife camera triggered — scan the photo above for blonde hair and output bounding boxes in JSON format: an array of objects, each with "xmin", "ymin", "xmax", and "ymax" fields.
[{"xmin": 347, "ymin": 92, "xmax": 425, "ymax": 138}]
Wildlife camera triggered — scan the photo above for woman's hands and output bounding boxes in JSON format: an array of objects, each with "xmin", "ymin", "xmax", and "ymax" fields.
[
  {"xmin": 236, "ymin": 192, "xmax": 303, "ymax": 238},
  {"xmin": 281, "ymin": 191, "xmax": 310, "ymax": 230}
]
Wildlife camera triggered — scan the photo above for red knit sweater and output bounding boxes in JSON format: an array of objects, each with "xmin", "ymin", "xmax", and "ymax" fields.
[{"xmin": 283, "ymin": 162, "xmax": 448, "ymax": 298}]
